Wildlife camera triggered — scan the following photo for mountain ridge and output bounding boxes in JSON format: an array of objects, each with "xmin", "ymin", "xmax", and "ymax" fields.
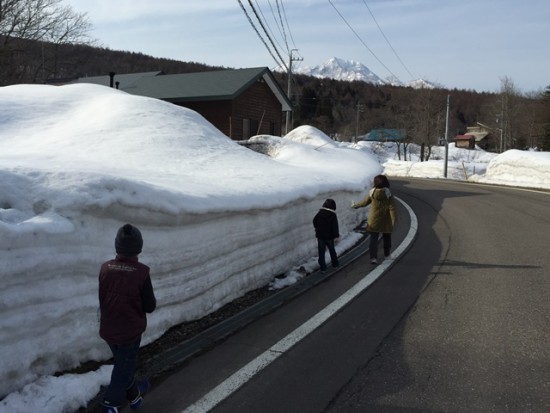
[{"xmin": 283, "ymin": 57, "xmax": 439, "ymax": 89}]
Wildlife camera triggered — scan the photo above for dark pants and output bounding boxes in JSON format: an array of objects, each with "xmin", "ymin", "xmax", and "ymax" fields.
[
  {"xmin": 369, "ymin": 231, "xmax": 392, "ymax": 259},
  {"xmin": 103, "ymin": 337, "xmax": 141, "ymax": 408},
  {"xmin": 317, "ymin": 238, "xmax": 339, "ymax": 270}
]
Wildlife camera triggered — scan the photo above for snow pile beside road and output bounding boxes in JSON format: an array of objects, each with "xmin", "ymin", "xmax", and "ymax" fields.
[{"xmin": 0, "ymin": 84, "xmax": 378, "ymax": 397}]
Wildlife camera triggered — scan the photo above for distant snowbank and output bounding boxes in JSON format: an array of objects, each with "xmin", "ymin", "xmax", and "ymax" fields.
[{"xmin": 469, "ymin": 149, "xmax": 550, "ymax": 189}]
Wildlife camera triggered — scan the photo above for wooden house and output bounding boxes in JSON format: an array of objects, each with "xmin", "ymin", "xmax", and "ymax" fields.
[
  {"xmin": 464, "ymin": 123, "xmax": 491, "ymax": 150},
  {"xmin": 71, "ymin": 68, "xmax": 291, "ymax": 140},
  {"xmin": 454, "ymin": 134, "xmax": 476, "ymax": 149},
  {"xmin": 454, "ymin": 123, "xmax": 492, "ymax": 150}
]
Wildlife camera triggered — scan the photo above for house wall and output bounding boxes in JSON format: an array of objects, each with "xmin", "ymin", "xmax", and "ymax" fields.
[
  {"xmin": 173, "ymin": 80, "xmax": 283, "ymax": 140},
  {"xmin": 181, "ymin": 100, "xmax": 233, "ymax": 137},
  {"xmin": 232, "ymin": 81, "xmax": 283, "ymax": 139},
  {"xmin": 174, "ymin": 81, "xmax": 283, "ymax": 140},
  {"xmin": 455, "ymin": 138, "xmax": 475, "ymax": 149}
]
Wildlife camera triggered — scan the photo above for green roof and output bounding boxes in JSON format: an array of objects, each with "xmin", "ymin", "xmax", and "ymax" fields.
[
  {"xmin": 73, "ymin": 71, "xmax": 163, "ymax": 89},
  {"xmin": 121, "ymin": 67, "xmax": 291, "ymax": 110}
]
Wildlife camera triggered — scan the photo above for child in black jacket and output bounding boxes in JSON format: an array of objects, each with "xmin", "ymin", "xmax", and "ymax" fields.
[{"xmin": 313, "ymin": 199, "xmax": 340, "ymax": 272}]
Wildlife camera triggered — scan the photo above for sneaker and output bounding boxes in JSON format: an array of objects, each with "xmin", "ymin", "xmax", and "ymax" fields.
[
  {"xmin": 101, "ymin": 404, "xmax": 118, "ymax": 413},
  {"xmin": 129, "ymin": 379, "xmax": 150, "ymax": 410},
  {"xmin": 129, "ymin": 395, "xmax": 143, "ymax": 410},
  {"xmin": 370, "ymin": 258, "xmax": 378, "ymax": 265}
]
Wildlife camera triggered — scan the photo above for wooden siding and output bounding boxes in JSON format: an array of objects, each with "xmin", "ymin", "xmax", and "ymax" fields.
[
  {"xmin": 180, "ymin": 100, "xmax": 233, "ymax": 137},
  {"xmin": 173, "ymin": 80, "xmax": 283, "ymax": 140},
  {"xmin": 232, "ymin": 80, "xmax": 283, "ymax": 139}
]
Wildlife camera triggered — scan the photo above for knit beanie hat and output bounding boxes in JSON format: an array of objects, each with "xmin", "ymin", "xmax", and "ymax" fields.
[
  {"xmin": 323, "ymin": 198, "xmax": 336, "ymax": 210},
  {"xmin": 115, "ymin": 224, "xmax": 143, "ymax": 257}
]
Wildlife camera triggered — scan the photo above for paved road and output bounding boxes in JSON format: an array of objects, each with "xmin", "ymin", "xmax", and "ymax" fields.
[
  {"xmin": 128, "ymin": 178, "xmax": 550, "ymax": 413},
  {"xmin": 324, "ymin": 179, "xmax": 550, "ymax": 413}
]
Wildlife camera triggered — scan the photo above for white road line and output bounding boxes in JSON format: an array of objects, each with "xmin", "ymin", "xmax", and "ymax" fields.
[{"xmin": 181, "ymin": 197, "xmax": 418, "ymax": 413}]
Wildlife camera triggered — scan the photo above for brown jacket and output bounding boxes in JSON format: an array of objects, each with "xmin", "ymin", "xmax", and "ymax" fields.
[
  {"xmin": 354, "ymin": 187, "xmax": 397, "ymax": 233},
  {"xmin": 99, "ymin": 255, "xmax": 156, "ymax": 344}
]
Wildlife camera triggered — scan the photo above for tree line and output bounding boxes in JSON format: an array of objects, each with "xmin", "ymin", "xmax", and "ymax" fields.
[
  {"xmin": 285, "ymin": 74, "xmax": 550, "ymax": 153},
  {"xmin": 2, "ymin": 0, "xmax": 549, "ymax": 153}
]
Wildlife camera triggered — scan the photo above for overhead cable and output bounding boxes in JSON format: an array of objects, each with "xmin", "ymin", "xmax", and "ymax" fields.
[
  {"xmin": 263, "ymin": 0, "xmax": 290, "ymax": 54},
  {"xmin": 247, "ymin": 0, "xmax": 289, "ymax": 70},
  {"xmin": 328, "ymin": 0, "xmax": 400, "ymax": 83},
  {"xmin": 237, "ymin": 0, "xmax": 288, "ymax": 70},
  {"xmin": 362, "ymin": 0, "xmax": 415, "ymax": 80},
  {"xmin": 279, "ymin": 0, "xmax": 298, "ymax": 50},
  {"xmin": 256, "ymin": 0, "xmax": 289, "ymax": 57}
]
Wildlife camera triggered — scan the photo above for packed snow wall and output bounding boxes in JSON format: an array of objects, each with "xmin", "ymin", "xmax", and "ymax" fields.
[
  {"xmin": 0, "ymin": 188, "xmax": 369, "ymax": 397},
  {"xmin": 0, "ymin": 84, "xmax": 380, "ymax": 396}
]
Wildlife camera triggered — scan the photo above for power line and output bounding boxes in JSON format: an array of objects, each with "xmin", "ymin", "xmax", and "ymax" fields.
[
  {"xmin": 256, "ymin": 0, "xmax": 288, "ymax": 57},
  {"xmin": 237, "ymin": 0, "xmax": 287, "ymax": 70},
  {"xmin": 265, "ymin": 0, "xmax": 289, "ymax": 54},
  {"xmin": 361, "ymin": 0, "xmax": 415, "ymax": 80},
  {"xmin": 328, "ymin": 0, "xmax": 400, "ymax": 84},
  {"xmin": 274, "ymin": 0, "xmax": 291, "ymax": 53},
  {"xmin": 279, "ymin": 0, "xmax": 298, "ymax": 50},
  {"xmin": 247, "ymin": 0, "xmax": 289, "ymax": 70}
]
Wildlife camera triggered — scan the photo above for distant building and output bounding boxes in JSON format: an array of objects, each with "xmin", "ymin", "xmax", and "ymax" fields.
[
  {"xmin": 362, "ymin": 128, "xmax": 406, "ymax": 142},
  {"xmin": 454, "ymin": 134, "xmax": 476, "ymax": 149},
  {"xmin": 454, "ymin": 123, "xmax": 492, "ymax": 150},
  {"xmin": 70, "ymin": 68, "xmax": 292, "ymax": 140}
]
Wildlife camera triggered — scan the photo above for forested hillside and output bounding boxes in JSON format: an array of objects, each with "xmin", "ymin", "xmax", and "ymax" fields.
[{"xmin": 2, "ymin": 37, "xmax": 549, "ymax": 152}]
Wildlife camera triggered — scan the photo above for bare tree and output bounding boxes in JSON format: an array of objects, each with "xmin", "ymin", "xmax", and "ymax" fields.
[
  {"xmin": 497, "ymin": 76, "xmax": 524, "ymax": 150},
  {"xmin": 0, "ymin": 0, "xmax": 93, "ymax": 84}
]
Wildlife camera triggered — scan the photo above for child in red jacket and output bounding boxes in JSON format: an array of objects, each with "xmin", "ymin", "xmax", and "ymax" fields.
[{"xmin": 99, "ymin": 224, "xmax": 156, "ymax": 413}]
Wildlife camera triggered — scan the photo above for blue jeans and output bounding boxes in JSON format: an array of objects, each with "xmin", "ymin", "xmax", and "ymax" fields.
[
  {"xmin": 317, "ymin": 238, "xmax": 339, "ymax": 270},
  {"xmin": 103, "ymin": 337, "xmax": 141, "ymax": 407},
  {"xmin": 369, "ymin": 231, "xmax": 392, "ymax": 259}
]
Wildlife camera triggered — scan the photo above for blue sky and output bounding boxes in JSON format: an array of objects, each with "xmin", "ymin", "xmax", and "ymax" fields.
[{"xmin": 65, "ymin": 0, "xmax": 550, "ymax": 93}]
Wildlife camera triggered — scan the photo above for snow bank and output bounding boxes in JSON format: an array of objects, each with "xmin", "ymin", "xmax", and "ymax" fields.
[
  {"xmin": 470, "ymin": 149, "xmax": 550, "ymax": 189},
  {"xmin": 0, "ymin": 84, "xmax": 377, "ymax": 397}
]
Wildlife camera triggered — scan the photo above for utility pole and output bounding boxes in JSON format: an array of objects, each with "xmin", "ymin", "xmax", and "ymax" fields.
[
  {"xmin": 444, "ymin": 94, "xmax": 450, "ymax": 178},
  {"xmin": 285, "ymin": 49, "xmax": 303, "ymax": 135}
]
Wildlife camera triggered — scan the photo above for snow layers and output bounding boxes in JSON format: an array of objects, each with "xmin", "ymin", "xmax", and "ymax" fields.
[
  {"xmin": 0, "ymin": 84, "xmax": 378, "ymax": 396},
  {"xmin": 470, "ymin": 149, "xmax": 550, "ymax": 189},
  {"xmin": 0, "ymin": 191, "xmax": 366, "ymax": 397}
]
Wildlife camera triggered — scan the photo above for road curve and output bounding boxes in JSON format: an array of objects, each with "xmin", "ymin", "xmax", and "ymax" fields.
[
  {"xmin": 126, "ymin": 178, "xmax": 550, "ymax": 413},
  {"xmin": 325, "ymin": 178, "xmax": 550, "ymax": 413}
]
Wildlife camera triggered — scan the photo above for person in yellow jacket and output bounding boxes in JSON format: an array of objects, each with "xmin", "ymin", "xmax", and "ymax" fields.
[{"xmin": 352, "ymin": 174, "xmax": 397, "ymax": 264}]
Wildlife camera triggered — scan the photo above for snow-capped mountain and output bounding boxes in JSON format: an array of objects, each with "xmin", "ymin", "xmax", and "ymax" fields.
[
  {"xmin": 285, "ymin": 57, "xmax": 439, "ymax": 89},
  {"xmin": 405, "ymin": 79, "xmax": 440, "ymax": 89},
  {"xmin": 294, "ymin": 57, "xmax": 385, "ymax": 85}
]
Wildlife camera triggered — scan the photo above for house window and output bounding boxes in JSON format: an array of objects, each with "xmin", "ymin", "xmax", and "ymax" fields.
[{"xmin": 270, "ymin": 121, "xmax": 276, "ymax": 135}]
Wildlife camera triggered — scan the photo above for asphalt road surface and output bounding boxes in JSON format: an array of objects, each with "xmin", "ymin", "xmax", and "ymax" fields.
[{"xmin": 127, "ymin": 178, "xmax": 550, "ymax": 413}]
